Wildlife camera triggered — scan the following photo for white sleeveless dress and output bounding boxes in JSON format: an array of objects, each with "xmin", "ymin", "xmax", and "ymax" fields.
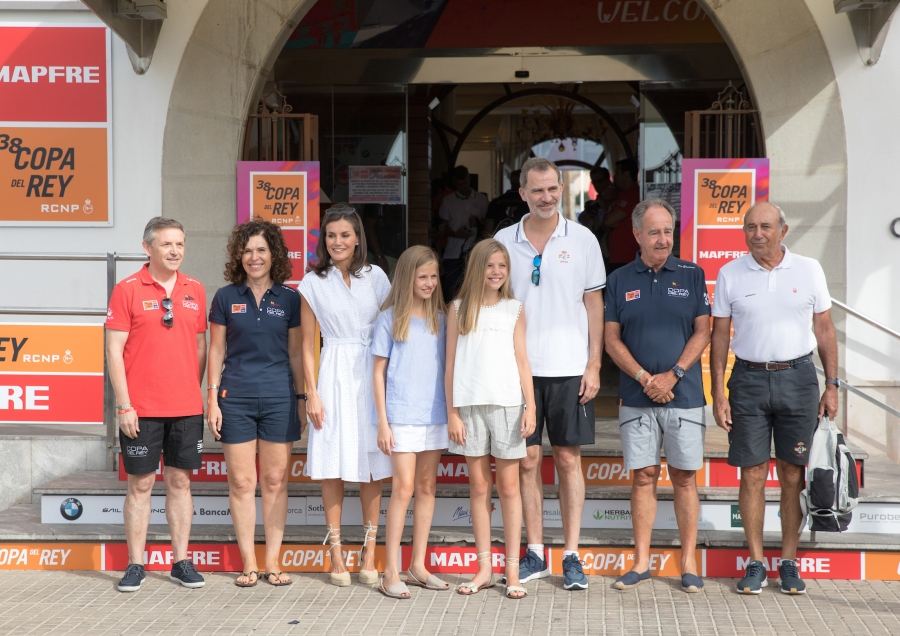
[{"xmin": 299, "ymin": 265, "xmax": 392, "ymax": 482}]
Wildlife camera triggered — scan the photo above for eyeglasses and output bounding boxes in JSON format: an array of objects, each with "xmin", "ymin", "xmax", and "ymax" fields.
[
  {"xmin": 161, "ymin": 297, "xmax": 174, "ymax": 328},
  {"xmin": 531, "ymin": 254, "xmax": 542, "ymax": 286}
]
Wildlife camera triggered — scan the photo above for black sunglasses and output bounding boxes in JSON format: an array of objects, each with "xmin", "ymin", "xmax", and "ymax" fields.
[
  {"xmin": 161, "ymin": 297, "xmax": 174, "ymax": 328},
  {"xmin": 531, "ymin": 254, "xmax": 542, "ymax": 286}
]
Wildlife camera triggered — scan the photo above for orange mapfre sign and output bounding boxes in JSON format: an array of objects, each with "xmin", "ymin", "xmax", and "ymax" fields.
[
  {"xmin": 250, "ymin": 171, "xmax": 307, "ymax": 226},
  {"xmin": 0, "ymin": 127, "xmax": 109, "ymax": 223},
  {"xmin": 0, "ymin": 323, "xmax": 103, "ymax": 373},
  {"xmin": 549, "ymin": 547, "xmax": 691, "ymax": 576},
  {"xmin": 581, "ymin": 456, "xmax": 704, "ymax": 487},
  {"xmin": 0, "ymin": 543, "xmax": 101, "ymax": 570}
]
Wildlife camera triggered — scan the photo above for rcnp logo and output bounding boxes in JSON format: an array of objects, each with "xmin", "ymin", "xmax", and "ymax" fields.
[{"xmin": 60, "ymin": 497, "xmax": 83, "ymax": 521}]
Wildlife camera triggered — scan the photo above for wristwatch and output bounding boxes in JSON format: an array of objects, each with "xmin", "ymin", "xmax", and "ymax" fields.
[
  {"xmin": 825, "ymin": 378, "xmax": 840, "ymax": 388},
  {"xmin": 296, "ymin": 393, "xmax": 307, "ymax": 400},
  {"xmin": 671, "ymin": 365, "xmax": 685, "ymax": 381}
]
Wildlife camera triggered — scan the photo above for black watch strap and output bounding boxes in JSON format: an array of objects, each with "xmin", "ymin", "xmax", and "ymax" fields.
[{"xmin": 296, "ymin": 393, "xmax": 307, "ymax": 400}]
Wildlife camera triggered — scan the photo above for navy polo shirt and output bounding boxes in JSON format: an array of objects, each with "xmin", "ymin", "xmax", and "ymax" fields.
[
  {"xmin": 209, "ymin": 283, "xmax": 301, "ymax": 398},
  {"xmin": 604, "ymin": 255, "xmax": 710, "ymax": 408}
]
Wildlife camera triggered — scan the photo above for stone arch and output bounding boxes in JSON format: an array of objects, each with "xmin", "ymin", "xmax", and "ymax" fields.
[{"xmin": 162, "ymin": 0, "xmax": 846, "ymax": 298}]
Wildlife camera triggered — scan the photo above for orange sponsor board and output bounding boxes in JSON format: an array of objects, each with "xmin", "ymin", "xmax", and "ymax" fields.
[
  {"xmin": 250, "ymin": 171, "xmax": 307, "ymax": 226},
  {"xmin": 695, "ymin": 170, "xmax": 754, "ymax": 226},
  {"xmin": 0, "ymin": 127, "xmax": 109, "ymax": 223},
  {"xmin": 581, "ymin": 457, "xmax": 704, "ymax": 487},
  {"xmin": 864, "ymin": 552, "xmax": 900, "ymax": 580},
  {"xmin": 0, "ymin": 323, "xmax": 103, "ymax": 373},
  {"xmin": 0, "ymin": 543, "xmax": 101, "ymax": 570},
  {"xmin": 275, "ymin": 544, "xmax": 387, "ymax": 572},
  {"xmin": 548, "ymin": 547, "xmax": 691, "ymax": 577}
]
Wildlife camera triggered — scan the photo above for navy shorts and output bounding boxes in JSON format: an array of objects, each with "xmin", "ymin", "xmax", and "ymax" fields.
[
  {"xmin": 526, "ymin": 376, "xmax": 595, "ymax": 447},
  {"xmin": 726, "ymin": 358, "xmax": 820, "ymax": 467},
  {"xmin": 120, "ymin": 415, "xmax": 203, "ymax": 475},
  {"xmin": 218, "ymin": 394, "xmax": 300, "ymax": 444}
]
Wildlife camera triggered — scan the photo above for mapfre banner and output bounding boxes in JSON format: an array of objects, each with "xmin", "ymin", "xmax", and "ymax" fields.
[
  {"xmin": 0, "ymin": 26, "xmax": 108, "ymax": 122},
  {"xmin": 0, "ymin": 25, "xmax": 111, "ymax": 225}
]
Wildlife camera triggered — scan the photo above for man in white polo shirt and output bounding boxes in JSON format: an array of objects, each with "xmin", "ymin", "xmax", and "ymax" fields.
[
  {"xmin": 710, "ymin": 201, "xmax": 839, "ymax": 596},
  {"xmin": 495, "ymin": 157, "xmax": 606, "ymax": 590}
]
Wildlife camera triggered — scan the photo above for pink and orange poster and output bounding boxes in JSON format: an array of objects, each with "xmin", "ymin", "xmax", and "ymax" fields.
[
  {"xmin": 680, "ymin": 158, "xmax": 769, "ymax": 401},
  {"xmin": 236, "ymin": 161, "xmax": 320, "ymax": 285}
]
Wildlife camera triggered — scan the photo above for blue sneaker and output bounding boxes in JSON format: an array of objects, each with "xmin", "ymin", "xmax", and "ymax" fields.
[
  {"xmin": 562, "ymin": 554, "xmax": 588, "ymax": 590},
  {"xmin": 169, "ymin": 559, "xmax": 205, "ymax": 589},
  {"xmin": 778, "ymin": 559, "xmax": 806, "ymax": 595},
  {"xmin": 736, "ymin": 560, "xmax": 768, "ymax": 595},
  {"xmin": 117, "ymin": 563, "xmax": 146, "ymax": 593},
  {"xmin": 518, "ymin": 549, "xmax": 550, "ymax": 584}
]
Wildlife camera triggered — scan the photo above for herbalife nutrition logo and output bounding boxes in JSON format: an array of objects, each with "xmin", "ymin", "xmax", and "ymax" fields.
[{"xmin": 593, "ymin": 508, "xmax": 632, "ymax": 522}]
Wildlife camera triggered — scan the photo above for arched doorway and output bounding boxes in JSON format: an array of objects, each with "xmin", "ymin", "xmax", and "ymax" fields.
[{"xmin": 161, "ymin": 0, "xmax": 847, "ymax": 302}]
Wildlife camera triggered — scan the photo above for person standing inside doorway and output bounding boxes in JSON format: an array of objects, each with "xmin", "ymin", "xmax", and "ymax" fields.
[
  {"xmin": 438, "ymin": 165, "xmax": 488, "ymax": 301},
  {"xmin": 495, "ymin": 157, "xmax": 606, "ymax": 591},
  {"xmin": 605, "ymin": 158, "xmax": 641, "ymax": 272},
  {"xmin": 106, "ymin": 216, "xmax": 208, "ymax": 593}
]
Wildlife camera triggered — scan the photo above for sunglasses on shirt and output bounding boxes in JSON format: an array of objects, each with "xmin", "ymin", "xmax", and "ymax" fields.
[
  {"xmin": 531, "ymin": 254, "xmax": 542, "ymax": 286},
  {"xmin": 161, "ymin": 297, "xmax": 174, "ymax": 328}
]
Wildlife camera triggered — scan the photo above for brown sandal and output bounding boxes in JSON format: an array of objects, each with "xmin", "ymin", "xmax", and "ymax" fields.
[
  {"xmin": 263, "ymin": 571, "xmax": 292, "ymax": 586},
  {"xmin": 234, "ymin": 571, "xmax": 259, "ymax": 588}
]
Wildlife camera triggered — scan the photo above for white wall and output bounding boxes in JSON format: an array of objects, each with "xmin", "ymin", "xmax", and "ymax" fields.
[
  {"xmin": 804, "ymin": 2, "xmax": 900, "ymax": 384},
  {"xmin": 0, "ymin": 1, "xmax": 208, "ymax": 316}
]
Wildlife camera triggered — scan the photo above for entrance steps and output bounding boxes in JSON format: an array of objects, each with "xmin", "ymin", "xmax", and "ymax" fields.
[{"xmin": 4, "ymin": 417, "xmax": 900, "ymax": 581}]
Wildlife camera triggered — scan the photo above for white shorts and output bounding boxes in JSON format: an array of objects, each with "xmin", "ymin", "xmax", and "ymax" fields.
[{"xmin": 390, "ymin": 423, "xmax": 449, "ymax": 453}]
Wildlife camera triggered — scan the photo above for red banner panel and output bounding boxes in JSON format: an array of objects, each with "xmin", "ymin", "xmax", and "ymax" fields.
[
  {"xmin": 104, "ymin": 543, "xmax": 244, "ymax": 572},
  {"xmin": 0, "ymin": 26, "xmax": 108, "ymax": 122},
  {"xmin": 0, "ymin": 373, "xmax": 102, "ymax": 423},
  {"xmin": 705, "ymin": 549, "xmax": 861, "ymax": 580}
]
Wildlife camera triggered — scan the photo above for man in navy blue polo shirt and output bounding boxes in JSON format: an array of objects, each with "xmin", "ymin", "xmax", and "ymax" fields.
[{"xmin": 604, "ymin": 199, "xmax": 711, "ymax": 593}]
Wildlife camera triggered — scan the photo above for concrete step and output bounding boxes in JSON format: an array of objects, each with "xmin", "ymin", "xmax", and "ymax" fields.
[{"xmin": 33, "ymin": 469, "xmax": 900, "ymax": 535}]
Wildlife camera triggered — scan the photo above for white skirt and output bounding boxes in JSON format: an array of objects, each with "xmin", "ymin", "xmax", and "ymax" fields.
[{"xmin": 390, "ymin": 423, "xmax": 449, "ymax": 453}]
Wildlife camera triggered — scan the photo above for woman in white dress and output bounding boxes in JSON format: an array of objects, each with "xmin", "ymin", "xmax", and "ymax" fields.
[{"xmin": 299, "ymin": 203, "xmax": 392, "ymax": 587}]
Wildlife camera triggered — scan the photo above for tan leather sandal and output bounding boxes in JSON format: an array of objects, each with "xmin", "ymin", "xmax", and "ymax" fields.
[{"xmin": 456, "ymin": 551, "xmax": 495, "ymax": 595}]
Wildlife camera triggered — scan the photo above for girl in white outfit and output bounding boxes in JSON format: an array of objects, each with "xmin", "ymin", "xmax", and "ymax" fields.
[
  {"xmin": 299, "ymin": 204, "xmax": 391, "ymax": 587},
  {"xmin": 372, "ymin": 245, "xmax": 450, "ymax": 599},
  {"xmin": 445, "ymin": 239, "xmax": 536, "ymax": 600}
]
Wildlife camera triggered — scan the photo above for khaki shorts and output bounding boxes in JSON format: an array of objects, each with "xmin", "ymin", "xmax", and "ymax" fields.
[
  {"xmin": 619, "ymin": 405, "xmax": 705, "ymax": 471},
  {"xmin": 449, "ymin": 404, "xmax": 526, "ymax": 460}
]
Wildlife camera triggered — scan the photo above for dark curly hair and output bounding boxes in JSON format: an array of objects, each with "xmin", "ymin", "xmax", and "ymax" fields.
[
  {"xmin": 223, "ymin": 220, "xmax": 293, "ymax": 285},
  {"xmin": 310, "ymin": 203, "xmax": 370, "ymax": 278}
]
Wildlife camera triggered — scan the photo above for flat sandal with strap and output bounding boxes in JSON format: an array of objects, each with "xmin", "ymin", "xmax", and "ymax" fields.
[
  {"xmin": 504, "ymin": 556, "xmax": 527, "ymax": 599},
  {"xmin": 456, "ymin": 551, "xmax": 495, "ymax": 595}
]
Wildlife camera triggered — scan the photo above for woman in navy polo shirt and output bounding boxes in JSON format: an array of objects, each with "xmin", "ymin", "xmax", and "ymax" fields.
[{"xmin": 206, "ymin": 220, "xmax": 304, "ymax": 588}]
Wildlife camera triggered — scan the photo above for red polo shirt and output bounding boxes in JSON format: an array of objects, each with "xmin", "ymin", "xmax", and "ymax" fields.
[{"xmin": 105, "ymin": 264, "xmax": 207, "ymax": 417}]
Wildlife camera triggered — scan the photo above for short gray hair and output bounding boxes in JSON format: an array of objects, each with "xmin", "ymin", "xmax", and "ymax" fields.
[
  {"xmin": 519, "ymin": 157, "xmax": 562, "ymax": 188},
  {"xmin": 632, "ymin": 199, "xmax": 676, "ymax": 229},
  {"xmin": 143, "ymin": 217, "xmax": 184, "ymax": 245}
]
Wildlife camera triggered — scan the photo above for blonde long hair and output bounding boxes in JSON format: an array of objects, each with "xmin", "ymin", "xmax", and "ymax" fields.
[
  {"xmin": 456, "ymin": 239, "xmax": 514, "ymax": 335},
  {"xmin": 381, "ymin": 246, "xmax": 445, "ymax": 341}
]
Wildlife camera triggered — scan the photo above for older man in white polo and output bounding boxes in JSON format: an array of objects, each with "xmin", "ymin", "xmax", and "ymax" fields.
[{"xmin": 711, "ymin": 201, "xmax": 839, "ymax": 596}]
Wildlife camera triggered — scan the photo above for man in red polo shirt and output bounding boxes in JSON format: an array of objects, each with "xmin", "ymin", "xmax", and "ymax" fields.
[{"xmin": 105, "ymin": 217, "xmax": 208, "ymax": 593}]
